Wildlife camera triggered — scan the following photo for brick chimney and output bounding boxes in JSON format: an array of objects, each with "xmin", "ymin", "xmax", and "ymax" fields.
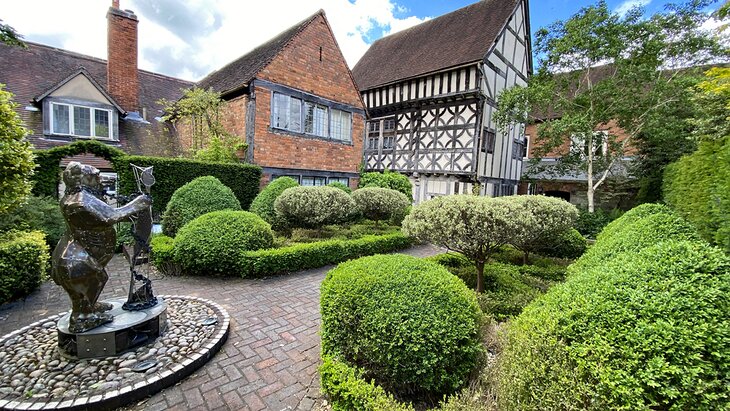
[{"xmin": 107, "ymin": 0, "xmax": 139, "ymax": 113}]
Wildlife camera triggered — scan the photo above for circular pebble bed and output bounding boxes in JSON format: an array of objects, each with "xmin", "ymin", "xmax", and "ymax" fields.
[{"xmin": 0, "ymin": 295, "xmax": 229, "ymax": 411}]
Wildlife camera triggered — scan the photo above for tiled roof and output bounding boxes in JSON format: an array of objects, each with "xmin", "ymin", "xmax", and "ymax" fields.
[
  {"xmin": 352, "ymin": 0, "xmax": 520, "ymax": 90},
  {"xmin": 0, "ymin": 41, "xmax": 192, "ymax": 116},
  {"xmin": 197, "ymin": 10, "xmax": 323, "ymax": 96}
]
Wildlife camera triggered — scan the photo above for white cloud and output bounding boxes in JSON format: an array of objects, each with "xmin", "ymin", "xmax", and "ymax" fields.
[
  {"xmin": 615, "ymin": 0, "xmax": 652, "ymax": 17},
  {"xmin": 2, "ymin": 0, "xmax": 429, "ymax": 81}
]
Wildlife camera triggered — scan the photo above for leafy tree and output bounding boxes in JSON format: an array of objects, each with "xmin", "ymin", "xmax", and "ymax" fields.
[
  {"xmin": 0, "ymin": 85, "xmax": 34, "ymax": 213},
  {"xmin": 359, "ymin": 170, "xmax": 413, "ymax": 202},
  {"xmin": 495, "ymin": 0, "xmax": 727, "ymax": 212},
  {"xmin": 159, "ymin": 87, "xmax": 244, "ymax": 162},
  {"xmin": 0, "ymin": 20, "xmax": 25, "ymax": 48},
  {"xmin": 402, "ymin": 195, "xmax": 527, "ymax": 293}
]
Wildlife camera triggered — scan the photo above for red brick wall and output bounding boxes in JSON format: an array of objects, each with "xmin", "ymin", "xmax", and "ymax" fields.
[
  {"xmin": 249, "ymin": 13, "xmax": 365, "ymax": 182},
  {"xmin": 525, "ymin": 120, "xmax": 634, "ymax": 159},
  {"xmin": 107, "ymin": 7, "xmax": 139, "ymax": 112}
]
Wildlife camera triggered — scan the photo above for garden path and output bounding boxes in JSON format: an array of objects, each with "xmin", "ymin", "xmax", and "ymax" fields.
[{"xmin": 0, "ymin": 244, "xmax": 442, "ymax": 411}]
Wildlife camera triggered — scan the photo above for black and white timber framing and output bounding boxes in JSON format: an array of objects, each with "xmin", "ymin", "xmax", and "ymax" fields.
[{"xmin": 360, "ymin": 0, "xmax": 531, "ymax": 203}]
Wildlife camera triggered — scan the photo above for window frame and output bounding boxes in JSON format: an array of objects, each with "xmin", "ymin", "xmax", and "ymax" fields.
[
  {"xmin": 270, "ymin": 91, "xmax": 353, "ymax": 144},
  {"xmin": 50, "ymin": 102, "xmax": 114, "ymax": 139}
]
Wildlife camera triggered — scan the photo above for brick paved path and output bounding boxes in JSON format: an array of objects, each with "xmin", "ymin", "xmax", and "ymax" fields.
[{"xmin": 0, "ymin": 244, "xmax": 442, "ymax": 411}]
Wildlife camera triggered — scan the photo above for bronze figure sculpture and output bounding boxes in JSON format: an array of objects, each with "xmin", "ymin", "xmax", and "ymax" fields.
[{"xmin": 52, "ymin": 162, "xmax": 151, "ymax": 333}]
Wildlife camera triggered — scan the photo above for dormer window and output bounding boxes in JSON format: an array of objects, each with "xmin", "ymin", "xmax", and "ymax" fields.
[{"xmin": 51, "ymin": 102, "xmax": 113, "ymax": 139}]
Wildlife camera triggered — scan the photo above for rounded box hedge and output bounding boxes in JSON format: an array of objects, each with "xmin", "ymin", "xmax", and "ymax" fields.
[
  {"xmin": 162, "ymin": 176, "xmax": 241, "ymax": 237},
  {"xmin": 497, "ymin": 239, "xmax": 730, "ymax": 411},
  {"xmin": 275, "ymin": 186, "xmax": 356, "ymax": 229},
  {"xmin": 249, "ymin": 176, "xmax": 298, "ymax": 231},
  {"xmin": 173, "ymin": 210, "xmax": 273, "ymax": 275},
  {"xmin": 0, "ymin": 230, "xmax": 49, "ymax": 304},
  {"xmin": 352, "ymin": 187, "xmax": 410, "ymax": 224},
  {"xmin": 321, "ymin": 254, "xmax": 483, "ymax": 398}
]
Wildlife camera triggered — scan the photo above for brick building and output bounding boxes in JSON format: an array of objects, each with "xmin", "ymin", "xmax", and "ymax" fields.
[
  {"xmin": 352, "ymin": 0, "xmax": 532, "ymax": 203},
  {"xmin": 197, "ymin": 10, "xmax": 366, "ymax": 189},
  {"xmin": 0, "ymin": 1, "xmax": 192, "ymax": 177}
]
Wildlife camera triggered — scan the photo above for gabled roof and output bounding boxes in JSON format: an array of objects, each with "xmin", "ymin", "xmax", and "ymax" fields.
[
  {"xmin": 0, "ymin": 41, "xmax": 192, "ymax": 116},
  {"xmin": 34, "ymin": 67, "xmax": 126, "ymax": 114},
  {"xmin": 352, "ymin": 0, "xmax": 521, "ymax": 90},
  {"xmin": 197, "ymin": 10, "xmax": 323, "ymax": 96}
]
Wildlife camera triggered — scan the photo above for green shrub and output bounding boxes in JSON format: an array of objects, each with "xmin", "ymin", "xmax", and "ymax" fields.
[
  {"xmin": 574, "ymin": 204, "xmax": 698, "ymax": 271},
  {"xmin": 533, "ymin": 228, "xmax": 587, "ymax": 259},
  {"xmin": 0, "ymin": 196, "xmax": 64, "ymax": 248},
  {"xmin": 241, "ymin": 233, "xmax": 412, "ymax": 277},
  {"xmin": 275, "ymin": 186, "xmax": 356, "ymax": 229},
  {"xmin": 161, "ymin": 176, "xmax": 241, "ymax": 237},
  {"xmin": 249, "ymin": 177, "xmax": 299, "ymax": 232},
  {"xmin": 0, "ymin": 231, "xmax": 49, "ymax": 304},
  {"xmin": 574, "ymin": 206, "xmax": 624, "ymax": 238},
  {"xmin": 150, "ymin": 234, "xmax": 175, "ymax": 266},
  {"xmin": 352, "ymin": 187, "xmax": 410, "ymax": 224},
  {"xmin": 358, "ymin": 170, "xmax": 413, "ymax": 201},
  {"xmin": 0, "ymin": 85, "xmax": 35, "ymax": 213},
  {"xmin": 321, "ymin": 254, "xmax": 483, "ymax": 398},
  {"xmin": 664, "ymin": 136, "xmax": 730, "ymax": 252},
  {"xmin": 173, "ymin": 210, "xmax": 273, "ymax": 275},
  {"xmin": 327, "ymin": 181, "xmax": 352, "ymax": 194},
  {"xmin": 320, "ymin": 355, "xmax": 414, "ymax": 411},
  {"xmin": 498, "ymin": 239, "xmax": 730, "ymax": 410},
  {"xmin": 505, "ymin": 195, "xmax": 578, "ymax": 263}
]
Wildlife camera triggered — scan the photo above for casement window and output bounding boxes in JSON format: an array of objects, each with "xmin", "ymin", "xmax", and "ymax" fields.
[
  {"xmin": 383, "ymin": 136, "xmax": 395, "ymax": 149},
  {"xmin": 512, "ymin": 137, "xmax": 526, "ymax": 159},
  {"xmin": 481, "ymin": 128, "xmax": 496, "ymax": 154},
  {"xmin": 272, "ymin": 92, "xmax": 353, "ymax": 142},
  {"xmin": 330, "ymin": 109, "xmax": 352, "ymax": 142},
  {"xmin": 522, "ymin": 135, "xmax": 530, "ymax": 158},
  {"xmin": 366, "ymin": 116, "xmax": 396, "ymax": 150},
  {"xmin": 301, "ymin": 176, "xmax": 326, "ymax": 186},
  {"xmin": 366, "ymin": 137, "xmax": 379, "ymax": 150},
  {"xmin": 51, "ymin": 102, "xmax": 113, "ymax": 139},
  {"xmin": 570, "ymin": 131, "xmax": 608, "ymax": 157},
  {"xmin": 328, "ymin": 177, "xmax": 349, "ymax": 186}
]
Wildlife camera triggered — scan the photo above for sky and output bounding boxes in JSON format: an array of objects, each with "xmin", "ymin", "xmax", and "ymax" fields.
[{"xmin": 1, "ymin": 0, "xmax": 722, "ymax": 82}]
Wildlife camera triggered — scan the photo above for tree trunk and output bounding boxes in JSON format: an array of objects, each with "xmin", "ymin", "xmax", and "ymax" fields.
[
  {"xmin": 523, "ymin": 250, "xmax": 529, "ymax": 265},
  {"xmin": 587, "ymin": 186, "xmax": 595, "ymax": 213},
  {"xmin": 476, "ymin": 260, "xmax": 485, "ymax": 293}
]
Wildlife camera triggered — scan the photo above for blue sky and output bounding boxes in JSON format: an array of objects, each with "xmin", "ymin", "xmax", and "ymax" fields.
[{"xmin": 2, "ymin": 0, "xmax": 722, "ymax": 81}]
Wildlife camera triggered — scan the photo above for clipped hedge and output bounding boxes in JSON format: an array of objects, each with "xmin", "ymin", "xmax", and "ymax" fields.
[
  {"xmin": 249, "ymin": 176, "xmax": 299, "ymax": 231},
  {"xmin": 320, "ymin": 355, "xmax": 414, "ymax": 411},
  {"xmin": 533, "ymin": 227, "xmax": 587, "ymax": 259},
  {"xmin": 664, "ymin": 136, "xmax": 730, "ymax": 252},
  {"xmin": 497, "ymin": 204, "xmax": 730, "ymax": 410},
  {"xmin": 321, "ymin": 254, "xmax": 483, "ymax": 398},
  {"xmin": 275, "ymin": 186, "xmax": 356, "ymax": 229},
  {"xmin": 118, "ymin": 155, "xmax": 261, "ymax": 213},
  {"xmin": 150, "ymin": 235, "xmax": 175, "ymax": 269},
  {"xmin": 162, "ymin": 176, "xmax": 241, "ymax": 237},
  {"xmin": 352, "ymin": 187, "xmax": 410, "ymax": 224},
  {"xmin": 0, "ymin": 231, "xmax": 49, "ymax": 304},
  {"xmin": 173, "ymin": 210, "xmax": 273, "ymax": 276},
  {"xmin": 359, "ymin": 170, "xmax": 413, "ymax": 202},
  {"xmin": 152, "ymin": 232, "xmax": 413, "ymax": 278},
  {"xmin": 31, "ymin": 140, "xmax": 262, "ymax": 214}
]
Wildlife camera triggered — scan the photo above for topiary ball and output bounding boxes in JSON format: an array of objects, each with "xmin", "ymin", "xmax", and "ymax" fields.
[
  {"xmin": 352, "ymin": 187, "xmax": 410, "ymax": 224},
  {"xmin": 162, "ymin": 176, "xmax": 241, "ymax": 237},
  {"xmin": 249, "ymin": 177, "xmax": 299, "ymax": 232},
  {"xmin": 320, "ymin": 254, "xmax": 483, "ymax": 398},
  {"xmin": 173, "ymin": 210, "xmax": 273, "ymax": 275},
  {"xmin": 274, "ymin": 186, "xmax": 356, "ymax": 229}
]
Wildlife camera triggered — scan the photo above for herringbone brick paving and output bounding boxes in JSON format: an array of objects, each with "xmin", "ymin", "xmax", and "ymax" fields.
[{"xmin": 0, "ymin": 244, "xmax": 442, "ymax": 410}]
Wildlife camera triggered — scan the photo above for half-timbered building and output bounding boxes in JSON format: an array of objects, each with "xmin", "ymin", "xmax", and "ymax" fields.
[{"xmin": 352, "ymin": 0, "xmax": 531, "ymax": 203}]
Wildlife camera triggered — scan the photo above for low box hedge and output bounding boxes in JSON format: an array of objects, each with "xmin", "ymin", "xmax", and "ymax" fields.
[
  {"xmin": 0, "ymin": 230, "xmax": 49, "ymax": 304},
  {"xmin": 151, "ymin": 232, "xmax": 413, "ymax": 278}
]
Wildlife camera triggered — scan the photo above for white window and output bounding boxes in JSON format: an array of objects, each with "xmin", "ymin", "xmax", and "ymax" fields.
[
  {"xmin": 301, "ymin": 176, "xmax": 326, "ymax": 186},
  {"xmin": 328, "ymin": 177, "xmax": 349, "ymax": 186},
  {"xmin": 272, "ymin": 93, "xmax": 302, "ymax": 132},
  {"xmin": 304, "ymin": 102, "xmax": 328, "ymax": 137},
  {"xmin": 383, "ymin": 135, "xmax": 395, "ymax": 149},
  {"xmin": 571, "ymin": 131, "xmax": 608, "ymax": 157},
  {"xmin": 51, "ymin": 102, "xmax": 113, "ymax": 139},
  {"xmin": 330, "ymin": 109, "xmax": 351, "ymax": 142}
]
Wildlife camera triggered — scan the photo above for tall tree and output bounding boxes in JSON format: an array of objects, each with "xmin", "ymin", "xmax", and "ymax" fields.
[
  {"xmin": 0, "ymin": 20, "xmax": 25, "ymax": 48},
  {"xmin": 495, "ymin": 0, "xmax": 727, "ymax": 212},
  {"xmin": 0, "ymin": 85, "xmax": 35, "ymax": 213}
]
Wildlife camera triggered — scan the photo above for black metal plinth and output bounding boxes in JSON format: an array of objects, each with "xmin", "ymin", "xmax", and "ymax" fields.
[{"xmin": 57, "ymin": 298, "xmax": 167, "ymax": 359}]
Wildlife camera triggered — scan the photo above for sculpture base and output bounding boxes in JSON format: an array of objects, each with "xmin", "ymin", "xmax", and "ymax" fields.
[{"xmin": 57, "ymin": 297, "xmax": 167, "ymax": 359}]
